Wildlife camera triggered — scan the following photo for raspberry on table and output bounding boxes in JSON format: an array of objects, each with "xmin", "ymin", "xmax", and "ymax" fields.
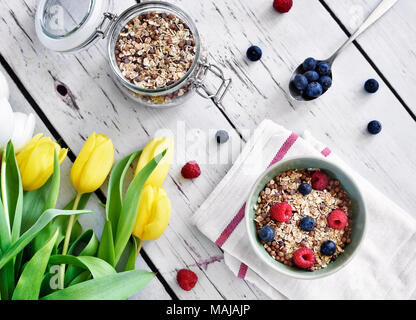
[
  {"xmin": 181, "ymin": 161, "xmax": 201, "ymax": 179},
  {"xmin": 311, "ymin": 171, "xmax": 329, "ymax": 191},
  {"xmin": 270, "ymin": 202, "xmax": 293, "ymax": 223},
  {"xmin": 328, "ymin": 209, "xmax": 348, "ymax": 230},
  {"xmin": 177, "ymin": 269, "xmax": 198, "ymax": 291},
  {"xmin": 273, "ymin": 0, "xmax": 293, "ymax": 13},
  {"xmin": 293, "ymin": 248, "xmax": 315, "ymax": 269}
]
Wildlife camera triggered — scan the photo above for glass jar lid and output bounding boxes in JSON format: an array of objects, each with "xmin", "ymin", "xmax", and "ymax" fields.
[{"xmin": 35, "ymin": 0, "xmax": 114, "ymax": 52}]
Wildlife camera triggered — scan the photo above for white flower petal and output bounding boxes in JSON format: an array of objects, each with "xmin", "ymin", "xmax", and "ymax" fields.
[
  {"xmin": 0, "ymin": 98, "xmax": 14, "ymax": 148},
  {"xmin": 0, "ymin": 71, "xmax": 9, "ymax": 100},
  {"xmin": 12, "ymin": 112, "xmax": 36, "ymax": 152}
]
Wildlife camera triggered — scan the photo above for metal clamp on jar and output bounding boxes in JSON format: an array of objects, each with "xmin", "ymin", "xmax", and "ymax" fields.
[{"xmin": 35, "ymin": 0, "xmax": 232, "ymax": 108}]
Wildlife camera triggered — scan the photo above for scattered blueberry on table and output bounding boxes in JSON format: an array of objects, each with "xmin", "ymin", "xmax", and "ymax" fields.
[
  {"xmin": 321, "ymin": 240, "xmax": 337, "ymax": 256},
  {"xmin": 259, "ymin": 225, "xmax": 275, "ymax": 242},
  {"xmin": 367, "ymin": 120, "xmax": 382, "ymax": 135},
  {"xmin": 291, "ymin": 57, "xmax": 332, "ymax": 100},
  {"xmin": 364, "ymin": 79, "xmax": 379, "ymax": 93},
  {"xmin": 300, "ymin": 217, "xmax": 316, "ymax": 232},
  {"xmin": 246, "ymin": 45, "xmax": 263, "ymax": 61},
  {"xmin": 215, "ymin": 130, "xmax": 229, "ymax": 144}
]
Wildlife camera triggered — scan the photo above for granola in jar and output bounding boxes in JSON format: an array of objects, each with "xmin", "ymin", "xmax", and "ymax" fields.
[
  {"xmin": 254, "ymin": 169, "xmax": 353, "ymax": 271},
  {"xmin": 114, "ymin": 11, "xmax": 197, "ymax": 104}
]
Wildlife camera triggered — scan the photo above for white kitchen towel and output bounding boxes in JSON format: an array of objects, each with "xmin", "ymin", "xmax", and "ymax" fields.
[{"xmin": 191, "ymin": 119, "xmax": 416, "ymax": 300}]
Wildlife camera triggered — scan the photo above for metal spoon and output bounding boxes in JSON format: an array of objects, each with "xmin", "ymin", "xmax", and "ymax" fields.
[{"xmin": 289, "ymin": 0, "xmax": 399, "ymax": 101}]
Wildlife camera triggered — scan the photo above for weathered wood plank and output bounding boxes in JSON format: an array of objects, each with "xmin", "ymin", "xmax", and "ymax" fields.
[
  {"xmin": 2, "ymin": 0, "xmax": 416, "ymax": 299},
  {"xmin": 170, "ymin": 0, "xmax": 416, "ymax": 213},
  {"xmin": 0, "ymin": 65, "xmax": 172, "ymax": 300},
  {"xmin": 0, "ymin": 0, "xmax": 268, "ymax": 299},
  {"xmin": 324, "ymin": 0, "xmax": 416, "ymax": 115}
]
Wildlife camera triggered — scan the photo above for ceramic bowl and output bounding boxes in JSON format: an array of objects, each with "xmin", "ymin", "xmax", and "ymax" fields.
[{"xmin": 245, "ymin": 156, "xmax": 367, "ymax": 279}]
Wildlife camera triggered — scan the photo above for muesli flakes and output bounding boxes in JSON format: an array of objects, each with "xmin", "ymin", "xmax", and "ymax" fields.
[
  {"xmin": 115, "ymin": 12, "xmax": 196, "ymax": 90},
  {"xmin": 254, "ymin": 169, "xmax": 353, "ymax": 271}
]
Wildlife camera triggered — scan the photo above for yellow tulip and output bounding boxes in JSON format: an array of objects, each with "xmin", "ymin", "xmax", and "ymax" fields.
[
  {"xmin": 135, "ymin": 137, "xmax": 174, "ymax": 187},
  {"xmin": 132, "ymin": 185, "xmax": 171, "ymax": 241},
  {"xmin": 16, "ymin": 133, "xmax": 68, "ymax": 191},
  {"xmin": 70, "ymin": 132, "xmax": 114, "ymax": 194}
]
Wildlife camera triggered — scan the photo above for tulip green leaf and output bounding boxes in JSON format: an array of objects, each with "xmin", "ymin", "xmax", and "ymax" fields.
[
  {"xmin": 21, "ymin": 153, "xmax": 67, "ymax": 234},
  {"xmin": 0, "ymin": 194, "xmax": 10, "ymax": 251},
  {"xmin": 114, "ymin": 151, "xmax": 166, "ymax": 263},
  {"xmin": 43, "ymin": 150, "xmax": 60, "ymax": 211},
  {"xmin": 106, "ymin": 151, "xmax": 141, "ymax": 236},
  {"xmin": 12, "ymin": 230, "xmax": 59, "ymax": 300},
  {"xmin": 65, "ymin": 230, "xmax": 99, "ymax": 285},
  {"xmin": 32, "ymin": 194, "xmax": 91, "ymax": 254},
  {"xmin": 41, "ymin": 269, "xmax": 154, "ymax": 300},
  {"xmin": 63, "ymin": 193, "xmax": 91, "ymax": 211},
  {"xmin": 125, "ymin": 237, "xmax": 137, "ymax": 271},
  {"xmin": 3, "ymin": 142, "xmax": 23, "ymax": 243},
  {"xmin": 97, "ymin": 220, "xmax": 115, "ymax": 267},
  {"xmin": 68, "ymin": 270, "xmax": 91, "ymax": 286},
  {"xmin": 49, "ymin": 255, "xmax": 116, "ymax": 280},
  {"xmin": 21, "ymin": 181, "xmax": 51, "ymax": 234},
  {"xmin": 0, "ymin": 209, "xmax": 91, "ymax": 270}
]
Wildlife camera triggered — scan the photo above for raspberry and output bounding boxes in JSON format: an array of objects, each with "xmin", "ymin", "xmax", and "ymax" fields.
[
  {"xmin": 273, "ymin": 0, "xmax": 293, "ymax": 13},
  {"xmin": 270, "ymin": 202, "xmax": 293, "ymax": 223},
  {"xmin": 293, "ymin": 248, "xmax": 315, "ymax": 269},
  {"xmin": 311, "ymin": 171, "xmax": 329, "ymax": 191},
  {"xmin": 177, "ymin": 269, "xmax": 198, "ymax": 291},
  {"xmin": 181, "ymin": 161, "xmax": 201, "ymax": 179},
  {"xmin": 328, "ymin": 209, "xmax": 348, "ymax": 230}
]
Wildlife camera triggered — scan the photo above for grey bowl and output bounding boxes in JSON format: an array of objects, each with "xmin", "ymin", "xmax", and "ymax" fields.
[{"xmin": 245, "ymin": 156, "xmax": 367, "ymax": 279}]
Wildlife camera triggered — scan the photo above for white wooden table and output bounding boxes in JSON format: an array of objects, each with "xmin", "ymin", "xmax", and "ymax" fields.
[{"xmin": 1, "ymin": 0, "xmax": 415, "ymax": 300}]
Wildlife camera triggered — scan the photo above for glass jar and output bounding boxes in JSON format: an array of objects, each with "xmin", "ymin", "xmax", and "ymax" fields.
[{"xmin": 35, "ymin": 0, "xmax": 231, "ymax": 108}]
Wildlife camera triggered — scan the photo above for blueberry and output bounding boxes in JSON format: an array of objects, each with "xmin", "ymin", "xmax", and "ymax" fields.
[
  {"xmin": 304, "ymin": 71, "xmax": 319, "ymax": 82},
  {"xmin": 317, "ymin": 62, "xmax": 331, "ymax": 76},
  {"xmin": 303, "ymin": 57, "xmax": 317, "ymax": 71},
  {"xmin": 300, "ymin": 217, "xmax": 316, "ymax": 232},
  {"xmin": 321, "ymin": 240, "xmax": 337, "ymax": 256},
  {"xmin": 364, "ymin": 79, "xmax": 379, "ymax": 93},
  {"xmin": 259, "ymin": 226, "xmax": 275, "ymax": 242},
  {"xmin": 306, "ymin": 82, "xmax": 323, "ymax": 98},
  {"xmin": 367, "ymin": 120, "xmax": 382, "ymax": 135},
  {"xmin": 246, "ymin": 45, "xmax": 262, "ymax": 61},
  {"xmin": 215, "ymin": 130, "xmax": 229, "ymax": 144},
  {"xmin": 319, "ymin": 76, "xmax": 332, "ymax": 90},
  {"xmin": 298, "ymin": 183, "xmax": 312, "ymax": 196},
  {"xmin": 293, "ymin": 74, "xmax": 308, "ymax": 90}
]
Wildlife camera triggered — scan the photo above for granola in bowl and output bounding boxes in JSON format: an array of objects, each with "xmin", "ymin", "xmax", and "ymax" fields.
[{"xmin": 253, "ymin": 168, "xmax": 353, "ymax": 271}]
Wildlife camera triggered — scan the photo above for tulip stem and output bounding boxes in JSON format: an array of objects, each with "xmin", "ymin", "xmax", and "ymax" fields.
[
  {"xmin": 59, "ymin": 192, "xmax": 82, "ymax": 289},
  {"xmin": 136, "ymin": 238, "xmax": 144, "ymax": 258},
  {"xmin": 1, "ymin": 148, "xmax": 11, "ymax": 237}
]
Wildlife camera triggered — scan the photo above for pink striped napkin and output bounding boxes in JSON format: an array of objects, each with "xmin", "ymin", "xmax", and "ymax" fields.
[{"xmin": 191, "ymin": 119, "xmax": 416, "ymax": 299}]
